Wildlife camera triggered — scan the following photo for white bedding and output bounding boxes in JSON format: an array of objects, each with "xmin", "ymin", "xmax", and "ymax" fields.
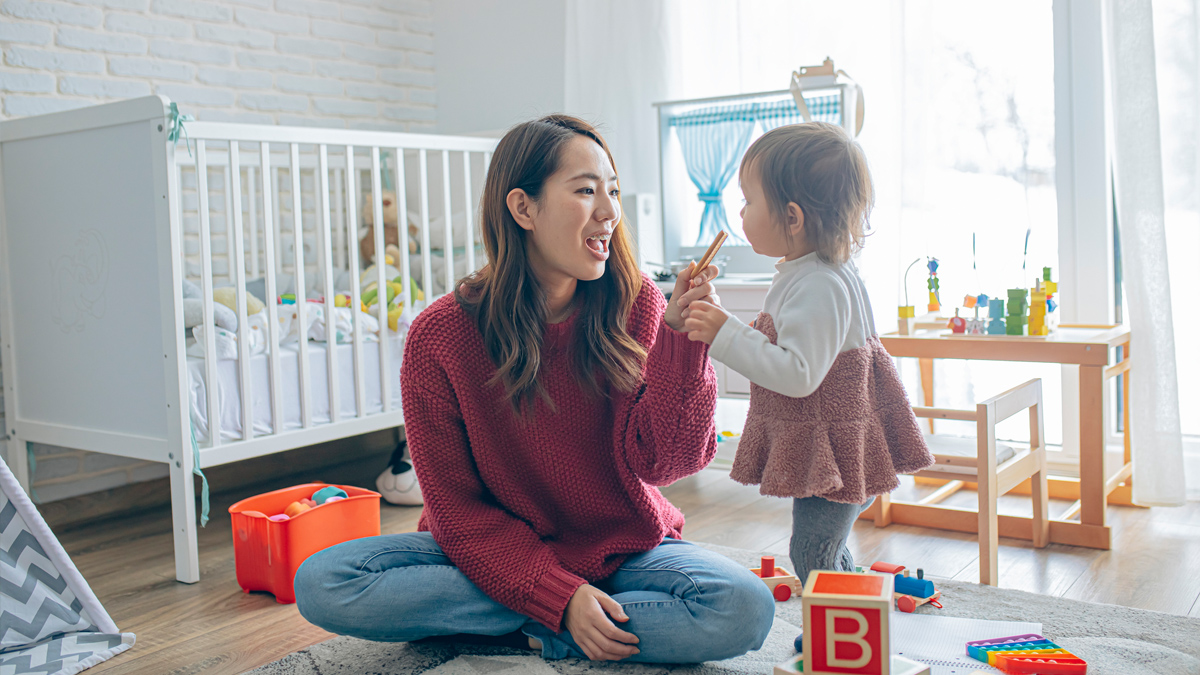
[{"xmin": 187, "ymin": 335, "xmax": 403, "ymax": 443}]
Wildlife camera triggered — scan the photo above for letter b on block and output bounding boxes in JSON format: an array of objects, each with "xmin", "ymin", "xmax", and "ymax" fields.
[
  {"xmin": 802, "ymin": 570, "xmax": 893, "ymax": 675},
  {"xmin": 811, "ymin": 606, "xmax": 883, "ymax": 673}
]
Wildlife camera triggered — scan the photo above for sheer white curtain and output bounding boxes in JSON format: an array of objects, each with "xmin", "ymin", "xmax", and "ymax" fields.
[
  {"xmin": 1107, "ymin": 0, "xmax": 1189, "ymax": 505},
  {"xmin": 563, "ymin": 0, "xmax": 683, "ymax": 198},
  {"xmin": 561, "ymin": 1, "xmax": 1195, "ymax": 498}
]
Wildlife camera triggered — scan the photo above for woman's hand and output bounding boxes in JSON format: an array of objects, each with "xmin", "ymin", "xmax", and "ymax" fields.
[
  {"xmin": 564, "ymin": 584, "xmax": 640, "ymax": 661},
  {"xmin": 664, "ymin": 262, "xmax": 721, "ymax": 333},
  {"xmin": 682, "ymin": 300, "xmax": 731, "ymax": 344}
]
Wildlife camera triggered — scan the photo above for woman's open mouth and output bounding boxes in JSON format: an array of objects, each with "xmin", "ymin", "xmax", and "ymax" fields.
[{"xmin": 586, "ymin": 233, "xmax": 610, "ymax": 261}]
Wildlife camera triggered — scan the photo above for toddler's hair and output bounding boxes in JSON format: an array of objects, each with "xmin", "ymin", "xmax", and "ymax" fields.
[{"xmin": 740, "ymin": 121, "xmax": 873, "ymax": 265}]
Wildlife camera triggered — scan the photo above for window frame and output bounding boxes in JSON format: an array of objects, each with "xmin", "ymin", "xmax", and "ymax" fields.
[{"xmin": 654, "ymin": 85, "xmax": 859, "ymax": 273}]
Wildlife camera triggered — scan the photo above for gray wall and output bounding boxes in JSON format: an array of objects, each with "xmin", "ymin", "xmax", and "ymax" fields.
[
  {"xmin": 0, "ymin": 0, "xmax": 436, "ymax": 502},
  {"xmin": 0, "ymin": 0, "xmax": 437, "ymax": 129},
  {"xmin": 432, "ymin": 0, "xmax": 564, "ymax": 135}
]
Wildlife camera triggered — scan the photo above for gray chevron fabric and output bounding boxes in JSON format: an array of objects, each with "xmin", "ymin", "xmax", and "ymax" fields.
[{"xmin": 0, "ymin": 458, "xmax": 134, "ymax": 675}]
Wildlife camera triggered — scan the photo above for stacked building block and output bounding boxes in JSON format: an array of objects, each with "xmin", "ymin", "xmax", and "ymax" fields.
[
  {"xmin": 1006, "ymin": 288, "xmax": 1028, "ymax": 335},
  {"xmin": 987, "ymin": 298, "xmax": 1006, "ymax": 335},
  {"xmin": 1029, "ymin": 280, "xmax": 1048, "ymax": 335}
]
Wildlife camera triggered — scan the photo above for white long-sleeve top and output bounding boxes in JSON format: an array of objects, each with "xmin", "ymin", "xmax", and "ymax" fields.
[{"xmin": 709, "ymin": 252, "xmax": 877, "ymax": 399}]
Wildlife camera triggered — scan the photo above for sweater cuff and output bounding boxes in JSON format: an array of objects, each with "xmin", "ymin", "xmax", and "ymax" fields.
[
  {"xmin": 525, "ymin": 565, "xmax": 587, "ymax": 632},
  {"xmin": 652, "ymin": 322, "xmax": 710, "ymax": 374}
]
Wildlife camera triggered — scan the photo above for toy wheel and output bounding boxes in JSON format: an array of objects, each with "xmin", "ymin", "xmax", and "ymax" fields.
[
  {"xmin": 897, "ymin": 595, "xmax": 917, "ymax": 613},
  {"xmin": 773, "ymin": 584, "xmax": 792, "ymax": 601}
]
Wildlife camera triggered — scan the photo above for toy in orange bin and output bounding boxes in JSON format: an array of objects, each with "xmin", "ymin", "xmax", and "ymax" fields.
[{"xmin": 228, "ymin": 482, "xmax": 380, "ymax": 603}]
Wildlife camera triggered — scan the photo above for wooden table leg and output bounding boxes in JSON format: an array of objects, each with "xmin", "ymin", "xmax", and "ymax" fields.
[
  {"xmin": 1122, "ymin": 341, "xmax": 1131, "ymax": 494},
  {"xmin": 1079, "ymin": 364, "xmax": 1107, "ymax": 532},
  {"xmin": 920, "ymin": 357, "xmax": 935, "ymax": 433}
]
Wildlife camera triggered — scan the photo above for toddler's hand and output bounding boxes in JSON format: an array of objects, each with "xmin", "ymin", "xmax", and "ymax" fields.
[
  {"xmin": 663, "ymin": 261, "xmax": 720, "ymax": 332},
  {"xmin": 682, "ymin": 300, "xmax": 730, "ymax": 344}
]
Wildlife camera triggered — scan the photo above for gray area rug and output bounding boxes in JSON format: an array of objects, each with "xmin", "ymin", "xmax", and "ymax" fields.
[{"xmin": 245, "ymin": 543, "xmax": 1200, "ymax": 675}]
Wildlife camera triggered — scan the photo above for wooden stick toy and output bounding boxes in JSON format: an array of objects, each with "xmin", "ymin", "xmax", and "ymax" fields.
[{"xmin": 692, "ymin": 230, "xmax": 728, "ymax": 281}]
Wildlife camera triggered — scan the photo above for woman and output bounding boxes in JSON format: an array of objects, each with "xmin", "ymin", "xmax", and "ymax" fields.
[{"xmin": 294, "ymin": 115, "xmax": 775, "ymax": 663}]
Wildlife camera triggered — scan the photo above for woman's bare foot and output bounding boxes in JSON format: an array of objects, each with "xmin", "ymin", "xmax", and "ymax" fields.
[{"xmin": 528, "ymin": 636, "xmax": 542, "ymax": 651}]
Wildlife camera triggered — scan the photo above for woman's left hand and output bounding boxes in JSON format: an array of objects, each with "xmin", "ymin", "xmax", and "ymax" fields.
[{"xmin": 664, "ymin": 262, "xmax": 721, "ymax": 333}]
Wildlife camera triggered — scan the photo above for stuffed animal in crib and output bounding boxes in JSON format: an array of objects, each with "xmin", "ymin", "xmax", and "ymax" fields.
[
  {"xmin": 360, "ymin": 189, "xmax": 420, "ymax": 263},
  {"xmin": 181, "ymin": 279, "xmax": 268, "ymax": 333}
]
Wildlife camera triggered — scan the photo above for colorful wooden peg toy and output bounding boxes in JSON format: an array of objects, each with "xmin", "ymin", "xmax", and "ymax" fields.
[
  {"xmin": 926, "ymin": 258, "xmax": 941, "ymax": 312},
  {"xmin": 949, "ymin": 308, "xmax": 967, "ymax": 334}
]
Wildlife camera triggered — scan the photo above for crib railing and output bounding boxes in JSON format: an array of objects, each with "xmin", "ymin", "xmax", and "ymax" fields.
[{"xmin": 174, "ymin": 122, "xmax": 495, "ymax": 459}]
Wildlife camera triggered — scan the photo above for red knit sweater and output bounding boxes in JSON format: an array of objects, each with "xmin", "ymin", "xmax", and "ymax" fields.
[{"xmin": 400, "ymin": 275, "xmax": 717, "ymax": 633}]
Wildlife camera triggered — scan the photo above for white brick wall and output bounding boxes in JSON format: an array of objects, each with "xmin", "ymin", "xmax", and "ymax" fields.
[
  {"xmin": 0, "ymin": 0, "xmax": 437, "ymax": 130},
  {"xmin": 0, "ymin": 0, "xmax": 437, "ymax": 503}
]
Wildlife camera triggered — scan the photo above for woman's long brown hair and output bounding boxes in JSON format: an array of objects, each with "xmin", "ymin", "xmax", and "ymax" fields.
[{"xmin": 455, "ymin": 115, "xmax": 646, "ymax": 415}]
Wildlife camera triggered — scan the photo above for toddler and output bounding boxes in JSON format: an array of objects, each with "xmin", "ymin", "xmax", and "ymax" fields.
[{"xmin": 683, "ymin": 122, "xmax": 933, "ymax": 583}]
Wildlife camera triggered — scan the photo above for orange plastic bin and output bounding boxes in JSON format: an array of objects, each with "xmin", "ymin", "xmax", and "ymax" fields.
[{"xmin": 228, "ymin": 482, "xmax": 380, "ymax": 603}]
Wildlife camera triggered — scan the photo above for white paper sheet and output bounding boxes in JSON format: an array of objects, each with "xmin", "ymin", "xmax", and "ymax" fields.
[{"xmin": 891, "ymin": 613, "xmax": 1043, "ymax": 675}]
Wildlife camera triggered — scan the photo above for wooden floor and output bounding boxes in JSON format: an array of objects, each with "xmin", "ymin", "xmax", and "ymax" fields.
[{"xmin": 55, "ymin": 452, "xmax": 1200, "ymax": 675}]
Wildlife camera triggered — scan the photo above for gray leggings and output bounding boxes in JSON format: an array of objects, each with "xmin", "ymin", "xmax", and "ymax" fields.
[{"xmin": 789, "ymin": 495, "xmax": 876, "ymax": 585}]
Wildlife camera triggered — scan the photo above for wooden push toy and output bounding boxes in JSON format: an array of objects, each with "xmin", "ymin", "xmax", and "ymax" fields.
[
  {"xmin": 795, "ymin": 569, "xmax": 931, "ymax": 675},
  {"xmin": 966, "ymin": 634, "xmax": 1087, "ymax": 674},
  {"xmin": 869, "ymin": 562, "xmax": 943, "ymax": 613},
  {"xmin": 752, "ymin": 556, "xmax": 803, "ymax": 601}
]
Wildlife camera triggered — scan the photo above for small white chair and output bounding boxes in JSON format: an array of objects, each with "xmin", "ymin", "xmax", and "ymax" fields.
[{"xmin": 862, "ymin": 378, "xmax": 1050, "ymax": 585}]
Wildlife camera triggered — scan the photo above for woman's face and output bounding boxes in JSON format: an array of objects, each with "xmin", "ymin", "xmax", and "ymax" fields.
[{"xmin": 518, "ymin": 136, "xmax": 621, "ymax": 285}]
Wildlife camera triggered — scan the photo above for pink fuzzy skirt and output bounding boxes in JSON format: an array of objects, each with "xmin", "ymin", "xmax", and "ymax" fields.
[{"xmin": 730, "ymin": 313, "xmax": 933, "ymax": 504}]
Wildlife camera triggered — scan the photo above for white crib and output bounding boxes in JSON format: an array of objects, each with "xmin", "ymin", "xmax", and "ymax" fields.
[{"xmin": 0, "ymin": 96, "xmax": 495, "ymax": 582}]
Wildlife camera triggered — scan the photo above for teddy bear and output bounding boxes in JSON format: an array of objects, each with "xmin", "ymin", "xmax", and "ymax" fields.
[{"xmin": 360, "ymin": 188, "xmax": 421, "ymax": 265}]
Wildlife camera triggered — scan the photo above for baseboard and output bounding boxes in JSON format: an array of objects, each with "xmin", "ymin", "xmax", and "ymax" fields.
[{"xmin": 36, "ymin": 428, "xmax": 400, "ymax": 532}]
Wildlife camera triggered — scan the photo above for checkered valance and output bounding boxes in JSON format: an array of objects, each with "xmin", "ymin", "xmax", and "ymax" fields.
[{"xmin": 667, "ymin": 93, "xmax": 841, "ymax": 129}]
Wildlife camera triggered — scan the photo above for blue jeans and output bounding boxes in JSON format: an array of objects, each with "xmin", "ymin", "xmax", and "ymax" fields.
[{"xmin": 294, "ymin": 532, "xmax": 775, "ymax": 663}]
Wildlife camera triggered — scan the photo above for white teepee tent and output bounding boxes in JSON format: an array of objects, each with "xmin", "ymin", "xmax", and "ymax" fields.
[{"xmin": 0, "ymin": 456, "xmax": 134, "ymax": 675}]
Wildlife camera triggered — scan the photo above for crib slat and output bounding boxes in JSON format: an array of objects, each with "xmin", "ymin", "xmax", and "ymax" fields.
[
  {"xmin": 317, "ymin": 145, "xmax": 340, "ymax": 424},
  {"xmin": 196, "ymin": 141, "xmax": 221, "ymax": 447},
  {"xmin": 418, "ymin": 149, "xmax": 432, "ymax": 301},
  {"xmin": 272, "ymin": 167, "xmax": 283, "ymax": 292},
  {"xmin": 370, "ymin": 147, "xmax": 391, "ymax": 412},
  {"xmin": 393, "ymin": 147, "xmax": 412, "ymax": 322},
  {"xmin": 229, "ymin": 143, "xmax": 254, "ymax": 441},
  {"xmin": 223, "ymin": 158, "xmax": 236, "ymax": 284},
  {"xmin": 441, "ymin": 150, "xmax": 454, "ymax": 300},
  {"xmin": 248, "ymin": 165, "xmax": 259, "ymax": 279},
  {"xmin": 291, "ymin": 143, "xmax": 312, "ymax": 429},
  {"xmin": 344, "ymin": 146, "xmax": 366, "ymax": 417},
  {"xmin": 260, "ymin": 143, "xmax": 284, "ymax": 435},
  {"xmin": 333, "ymin": 167, "xmax": 345, "ymax": 271},
  {"xmin": 463, "ymin": 151, "xmax": 474, "ymax": 275}
]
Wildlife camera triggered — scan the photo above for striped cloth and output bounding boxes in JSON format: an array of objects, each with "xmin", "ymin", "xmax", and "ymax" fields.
[
  {"xmin": 668, "ymin": 93, "xmax": 841, "ymax": 129},
  {"xmin": 0, "ymin": 457, "xmax": 134, "ymax": 675}
]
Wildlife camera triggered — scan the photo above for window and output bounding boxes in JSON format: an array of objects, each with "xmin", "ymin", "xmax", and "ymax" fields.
[{"xmin": 661, "ymin": 1, "xmax": 1069, "ymax": 448}]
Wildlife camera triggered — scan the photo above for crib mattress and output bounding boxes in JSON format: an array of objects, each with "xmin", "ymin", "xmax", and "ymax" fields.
[{"xmin": 187, "ymin": 336, "xmax": 403, "ymax": 443}]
